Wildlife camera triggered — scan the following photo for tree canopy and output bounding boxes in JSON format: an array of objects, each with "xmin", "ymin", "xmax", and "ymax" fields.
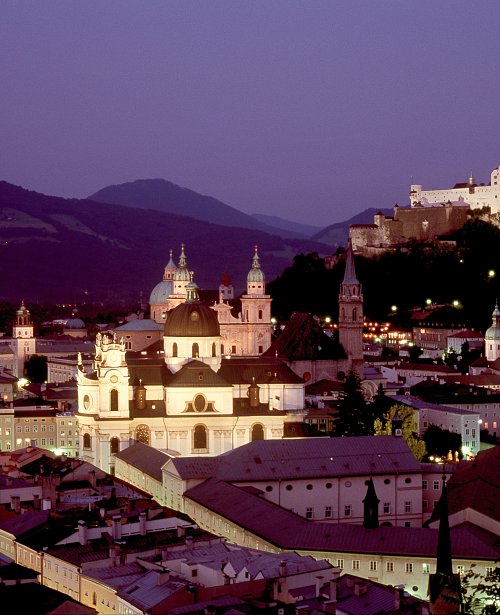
[{"xmin": 374, "ymin": 403, "xmax": 427, "ymax": 462}]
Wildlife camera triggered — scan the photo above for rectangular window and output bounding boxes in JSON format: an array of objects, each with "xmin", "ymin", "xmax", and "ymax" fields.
[
  {"xmin": 433, "ymin": 481, "xmax": 440, "ymax": 490},
  {"xmin": 383, "ymin": 502, "xmax": 391, "ymax": 514},
  {"xmin": 386, "ymin": 562, "xmax": 394, "ymax": 572},
  {"xmin": 25, "ymin": 426, "xmax": 30, "ymax": 432},
  {"xmin": 16, "ymin": 426, "xmax": 22, "ymax": 433},
  {"xmin": 422, "ymin": 480, "xmax": 428, "ymax": 490},
  {"xmin": 41, "ymin": 425, "xmax": 46, "ymax": 432},
  {"xmin": 352, "ymin": 560, "xmax": 360, "ymax": 570},
  {"xmin": 49, "ymin": 438, "xmax": 54, "ymax": 446},
  {"xmin": 306, "ymin": 507, "xmax": 314, "ymax": 519},
  {"xmin": 49, "ymin": 425, "xmax": 54, "ymax": 432},
  {"xmin": 406, "ymin": 563, "xmax": 413, "ymax": 573},
  {"xmin": 325, "ymin": 506, "xmax": 332, "ymax": 518},
  {"xmin": 337, "ymin": 559, "xmax": 344, "ymax": 569},
  {"xmin": 370, "ymin": 561, "xmax": 377, "ymax": 571},
  {"xmin": 457, "ymin": 565, "xmax": 464, "ymax": 575},
  {"xmin": 41, "ymin": 439, "xmax": 46, "ymax": 446},
  {"xmin": 33, "ymin": 425, "xmax": 38, "ymax": 432},
  {"xmin": 486, "ymin": 567, "xmax": 493, "ymax": 576},
  {"xmin": 344, "ymin": 505, "xmax": 351, "ymax": 517},
  {"xmin": 423, "ymin": 563, "xmax": 430, "ymax": 574},
  {"xmin": 422, "ymin": 500, "xmax": 428, "ymax": 509},
  {"xmin": 404, "ymin": 501, "xmax": 412, "ymax": 513}
]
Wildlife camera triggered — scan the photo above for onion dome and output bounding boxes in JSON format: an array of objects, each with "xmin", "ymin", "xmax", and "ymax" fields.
[
  {"xmin": 173, "ymin": 244, "xmax": 191, "ymax": 282},
  {"xmin": 485, "ymin": 302, "xmax": 500, "ymax": 340},
  {"xmin": 221, "ymin": 270, "xmax": 231, "ymax": 286},
  {"xmin": 164, "ymin": 302, "xmax": 220, "ymax": 337},
  {"xmin": 65, "ymin": 309, "xmax": 86, "ymax": 330},
  {"xmin": 247, "ymin": 246, "xmax": 265, "ymax": 283}
]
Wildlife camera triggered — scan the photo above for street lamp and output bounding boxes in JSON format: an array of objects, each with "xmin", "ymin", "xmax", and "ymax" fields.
[
  {"xmin": 426, "ymin": 298, "xmax": 432, "ymax": 306},
  {"xmin": 391, "ymin": 305, "xmax": 397, "ymax": 312}
]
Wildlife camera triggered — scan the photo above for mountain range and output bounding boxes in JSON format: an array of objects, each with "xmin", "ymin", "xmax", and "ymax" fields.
[{"xmin": 0, "ymin": 178, "xmax": 394, "ymax": 305}]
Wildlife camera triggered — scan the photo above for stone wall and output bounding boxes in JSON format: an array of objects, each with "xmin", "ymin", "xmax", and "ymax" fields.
[{"xmin": 351, "ymin": 204, "xmax": 469, "ymax": 254}]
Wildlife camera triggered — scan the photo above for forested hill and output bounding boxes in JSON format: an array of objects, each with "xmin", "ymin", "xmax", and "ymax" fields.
[
  {"xmin": 267, "ymin": 218, "xmax": 500, "ymax": 332},
  {"xmin": 0, "ymin": 181, "xmax": 333, "ymax": 303}
]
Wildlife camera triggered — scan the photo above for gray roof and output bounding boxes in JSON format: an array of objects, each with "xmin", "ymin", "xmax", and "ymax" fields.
[
  {"xmin": 118, "ymin": 570, "xmax": 187, "ymax": 610},
  {"xmin": 389, "ymin": 394, "xmax": 479, "ymax": 416},
  {"xmin": 168, "ymin": 360, "xmax": 231, "ymax": 388},
  {"xmin": 115, "ymin": 320, "xmax": 163, "ymax": 332},
  {"xmin": 114, "ymin": 442, "xmax": 172, "ymax": 481},
  {"xmin": 168, "ymin": 436, "xmax": 420, "ymax": 482},
  {"xmin": 168, "ymin": 596, "xmax": 247, "ymax": 615},
  {"xmin": 0, "ymin": 511, "xmax": 48, "ymax": 537},
  {"xmin": 185, "ymin": 480, "xmax": 500, "ymax": 560}
]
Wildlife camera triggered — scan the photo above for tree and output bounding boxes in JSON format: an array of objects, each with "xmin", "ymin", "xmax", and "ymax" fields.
[
  {"xmin": 334, "ymin": 370, "xmax": 374, "ymax": 436},
  {"xmin": 443, "ymin": 348, "xmax": 458, "ymax": 368},
  {"xmin": 409, "ymin": 345, "xmax": 423, "ymax": 362},
  {"xmin": 374, "ymin": 403, "xmax": 427, "ymax": 462},
  {"xmin": 24, "ymin": 355, "xmax": 47, "ymax": 383},
  {"xmin": 461, "ymin": 563, "xmax": 500, "ymax": 614},
  {"xmin": 423, "ymin": 424, "xmax": 462, "ymax": 460}
]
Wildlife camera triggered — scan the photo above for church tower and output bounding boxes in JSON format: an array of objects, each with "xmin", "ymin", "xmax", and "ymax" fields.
[
  {"xmin": 12, "ymin": 302, "xmax": 36, "ymax": 378},
  {"xmin": 169, "ymin": 245, "xmax": 191, "ymax": 309},
  {"xmin": 240, "ymin": 247, "xmax": 272, "ymax": 355},
  {"xmin": 485, "ymin": 302, "xmax": 500, "ymax": 362},
  {"xmin": 338, "ymin": 239, "xmax": 364, "ymax": 375}
]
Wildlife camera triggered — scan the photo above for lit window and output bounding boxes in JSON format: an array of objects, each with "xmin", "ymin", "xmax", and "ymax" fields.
[{"xmin": 423, "ymin": 563, "xmax": 430, "ymax": 574}]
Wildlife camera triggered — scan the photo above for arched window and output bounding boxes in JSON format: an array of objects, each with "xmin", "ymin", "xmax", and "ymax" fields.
[
  {"xmin": 172, "ymin": 342, "xmax": 178, "ymax": 357},
  {"xmin": 83, "ymin": 433, "xmax": 91, "ymax": 449},
  {"xmin": 193, "ymin": 425, "xmax": 207, "ymax": 450},
  {"xmin": 212, "ymin": 342, "xmax": 216, "ymax": 357},
  {"xmin": 110, "ymin": 389, "xmax": 118, "ymax": 412},
  {"xmin": 353, "ymin": 309, "xmax": 357, "ymax": 322},
  {"xmin": 136, "ymin": 425, "xmax": 150, "ymax": 445},
  {"xmin": 192, "ymin": 342, "xmax": 199, "ymax": 358},
  {"xmin": 251, "ymin": 424, "xmax": 264, "ymax": 441},
  {"xmin": 110, "ymin": 437, "xmax": 120, "ymax": 455},
  {"xmin": 258, "ymin": 310, "xmax": 263, "ymax": 320}
]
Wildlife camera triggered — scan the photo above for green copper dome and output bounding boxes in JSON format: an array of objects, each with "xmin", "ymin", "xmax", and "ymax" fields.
[
  {"xmin": 173, "ymin": 245, "xmax": 191, "ymax": 282},
  {"xmin": 247, "ymin": 246, "xmax": 265, "ymax": 283},
  {"xmin": 485, "ymin": 303, "xmax": 500, "ymax": 340}
]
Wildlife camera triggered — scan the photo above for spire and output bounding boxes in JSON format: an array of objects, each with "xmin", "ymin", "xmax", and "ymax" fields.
[
  {"xmin": 179, "ymin": 244, "xmax": 187, "ymax": 269},
  {"xmin": 252, "ymin": 245, "xmax": 260, "ymax": 270},
  {"xmin": 436, "ymin": 474, "xmax": 453, "ymax": 576},
  {"xmin": 362, "ymin": 476, "xmax": 380, "ymax": 529},
  {"xmin": 469, "ymin": 169, "xmax": 474, "ymax": 185},
  {"xmin": 185, "ymin": 272, "xmax": 199, "ymax": 302},
  {"xmin": 166, "ymin": 249, "xmax": 175, "ymax": 269},
  {"xmin": 342, "ymin": 238, "xmax": 359, "ymax": 285}
]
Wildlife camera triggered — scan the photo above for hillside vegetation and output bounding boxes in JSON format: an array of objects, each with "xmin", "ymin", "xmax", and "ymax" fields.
[{"xmin": 268, "ymin": 218, "xmax": 500, "ymax": 332}]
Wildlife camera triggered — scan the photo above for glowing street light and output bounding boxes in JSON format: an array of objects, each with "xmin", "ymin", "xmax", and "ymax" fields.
[
  {"xmin": 391, "ymin": 305, "xmax": 397, "ymax": 312},
  {"xmin": 488, "ymin": 269, "xmax": 496, "ymax": 279},
  {"xmin": 325, "ymin": 316, "xmax": 331, "ymax": 323},
  {"xmin": 426, "ymin": 298, "xmax": 432, "ymax": 306}
]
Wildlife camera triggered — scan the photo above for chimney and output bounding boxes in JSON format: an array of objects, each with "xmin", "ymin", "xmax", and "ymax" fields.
[
  {"xmin": 78, "ymin": 520, "xmax": 88, "ymax": 546},
  {"xmin": 330, "ymin": 578, "xmax": 339, "ymax": 601},
  {"xmin": 10, "ymin": 495, "xmax": 20, "ymax": 513},
  {"xmin": 204, "ymin": 607, "xmax": 216, "ymax": 615},
  {"xmin": 346, "ymin": 576, "xmax": 354, "ymax": 588},
  {"xmin": 6, "ymin": 477, "xmax": 12, "ymax": 486},
  {"xmin": 139, "ymin": 512, "xmax": 147, "ymax": 536},
  {"xmin": 177, "ymin": 525, "xmax": 186, "ymax": 538},
  {"xmin": 185, "ymin": 536, "xmax": 194, "ymax": 550},
  {"xmin": 395, "ymin": 587, "xmax": 403, "ymax": 610},
  {"xmin": 316, "ymin": 575, "xmax": 324, "ymax": 597},
  {"xmin": 157, "ymin": 568, "xmax": 170, "ymax": 585},
  {"xmin": 279, "ymin": 560, "xmax": 286, "ymax": 576},
  {"xmin": 354, "ymin": 581, "xmax": 367, "ymax": 596},
  {"xmin": 33, "ymin": 494, "xmax": 41, "ymax": 510},
  {"xmin": 89, "ymin": 470, "xmax": 97, "ymax": 488},
  {"xmin": 109, "ymin": 545, "xmax": 120, "ymax": 566},
  {"xmin": 112, "ymin": 516, "xmax": 122, "ymax": 540}
]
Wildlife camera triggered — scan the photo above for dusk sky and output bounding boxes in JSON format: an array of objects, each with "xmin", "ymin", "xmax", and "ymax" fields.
[{"xmin": 2, "ymin": 1, "xmax": 500, "ymax": 227}]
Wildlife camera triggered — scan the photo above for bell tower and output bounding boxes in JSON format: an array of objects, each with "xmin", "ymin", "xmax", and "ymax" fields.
[
  {"xmin": 12, "ymin": 302, "xmax": 36, "ymax": 377},
  {"xmin": 338, "ymin": 239, "xmax": 364, "ymax": 375}
]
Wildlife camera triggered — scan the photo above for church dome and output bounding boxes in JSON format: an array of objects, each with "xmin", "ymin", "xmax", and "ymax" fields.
[
  {"xmin": 149, "ymin": 280, "xmax": 174, "ymax": 304},
  {"xmin": 247, "ymin": 247, "xmax": 265, "ymax": 283},
  {"xmin": 164, "ymin": 302, "xmax": 220, "ymax": 337},
  {"xmin": 221, "ymin": 270, "xmax": 231, "ymax": 286},
  {"xmin": 485, "ymin": 303, "xmax": 500, "ymax": 340},
  {"xmin": 65, "ymin": 310, "xmax": 86, "ymax": 330},
  {"xmin": 174, "ymin": 245, "xmax": 191, "ymax": 282}
]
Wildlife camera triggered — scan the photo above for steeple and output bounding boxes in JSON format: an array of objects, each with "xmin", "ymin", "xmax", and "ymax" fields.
[
  {"xmin": 247, "ymin": 245, "xmax": 266, "ymax": 295},
  {"xmin": 436, "ymin": 475, "xmax": 452, "ymax": 576},
  {"xmin": 342, "ymin": 238, "xmax": 360, "ymax": 287},
  {"xmin": 163, "ymin": 249, "xmax": 176, "ymax": 281},
  {"xmin": 185, "ymin": 271, "xmax": 200, "ymax": 303},
  {"xmin": 338, "ymin": 238, "xmax": 364, "ymax": 374},
  {"xmin": 362, "ymin": 476, "xmax": 380, "ymax": 529},
  {"xmin": 429, "ymin": 474, "xmax": 462, "ymax": 614}
]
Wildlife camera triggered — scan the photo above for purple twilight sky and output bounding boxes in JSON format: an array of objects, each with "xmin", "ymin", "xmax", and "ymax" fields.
[{"xmin": 1, "ymin": 1, "xmax": 500, "ymax": 227}]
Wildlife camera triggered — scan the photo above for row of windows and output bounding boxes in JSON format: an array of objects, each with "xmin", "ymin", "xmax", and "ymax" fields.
[
  {"xmin": 303, "ymin": 502, "xmax": 412, "ymax": 519},
  {"xmin": 17, "ymin": 425, "xmax": 54, "ymax": 432}
]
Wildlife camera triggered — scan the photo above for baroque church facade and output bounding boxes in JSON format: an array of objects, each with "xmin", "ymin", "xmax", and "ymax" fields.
[{"xmin": 77, "ymin": 255, "xmax": 304, "ymax": 473}]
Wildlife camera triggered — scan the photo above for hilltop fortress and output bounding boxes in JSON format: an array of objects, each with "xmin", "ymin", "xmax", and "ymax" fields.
[
  {"xmin": 350, "ymin": 203, "xmax": 468, "ymax": 255},
  {"xmin": 410, "ymin": 165, "xmax": 500, "ymax": 212}
]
